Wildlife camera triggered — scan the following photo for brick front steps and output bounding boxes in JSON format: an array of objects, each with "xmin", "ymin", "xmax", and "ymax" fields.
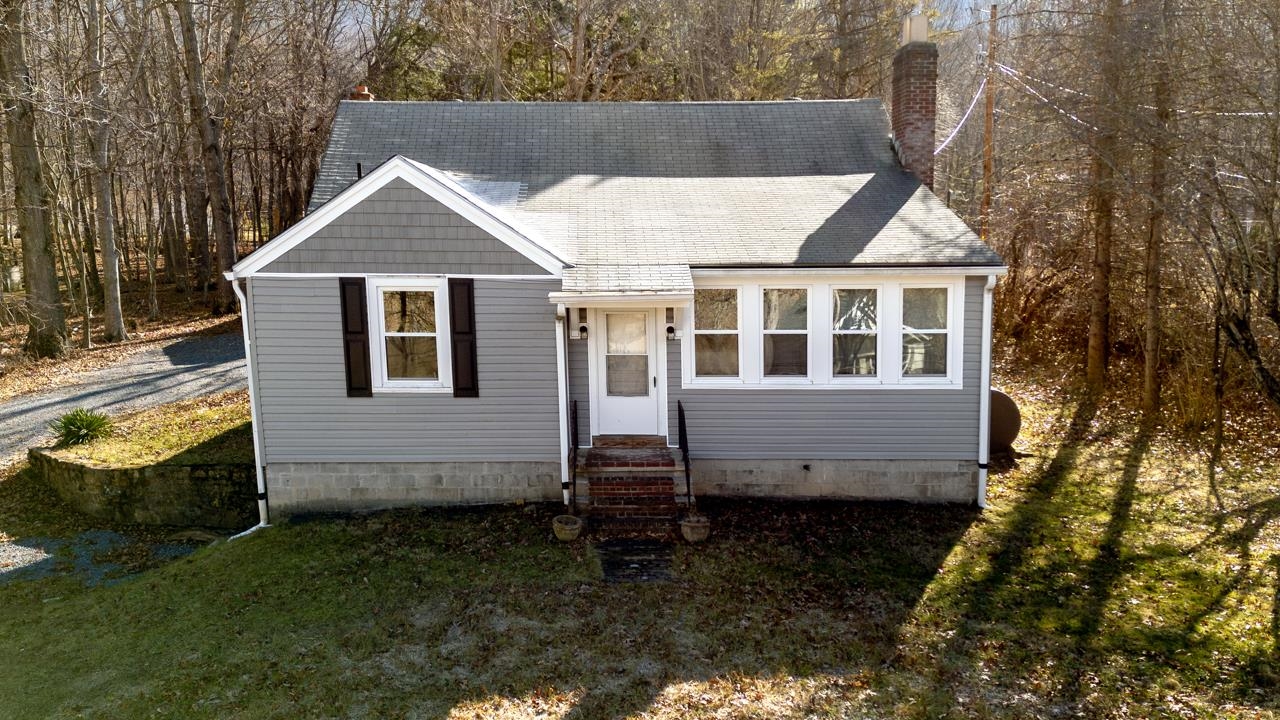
[{"xmin": 579, "ymin": 446, "xmax": 683, "ymax": 537}]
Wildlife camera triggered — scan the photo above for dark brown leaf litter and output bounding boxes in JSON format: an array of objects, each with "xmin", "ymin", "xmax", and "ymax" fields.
[{"xmin": 594, "ymin": 539, "xmax": 673, "ymax": 583}]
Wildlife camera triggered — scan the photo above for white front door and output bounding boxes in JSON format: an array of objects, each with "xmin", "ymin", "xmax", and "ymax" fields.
[{"xmin": 595, "ymin": 309, "xmax": 661, "ymax": 436}]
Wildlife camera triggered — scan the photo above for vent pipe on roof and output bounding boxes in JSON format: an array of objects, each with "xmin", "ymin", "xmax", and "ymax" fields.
[
  {"xmin": 891, "ymin": 16, "xmax": 938, "ymax": 189},
  {"xmin": 349, "ymin": 84, "xmax": 375, "ymax": 101}
]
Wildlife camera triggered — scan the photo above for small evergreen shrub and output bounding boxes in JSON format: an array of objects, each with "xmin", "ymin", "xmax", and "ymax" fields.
[{"xmin": 49, "ymin": 408, "xmax": 114, "ymax": 447}]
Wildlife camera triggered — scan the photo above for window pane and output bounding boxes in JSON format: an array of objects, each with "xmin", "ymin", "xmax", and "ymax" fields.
[
  {"xmin": 385, "ymin": 336, "xmax": 438, "ymax": 379},
  {"xmin": 764, "ymin": 334, "xmax": 807, "ymax": 376},
  {"xmin": 902, "ymin": 288, "xmax": 947, "ymax": 330},
  {"xmin": 606, "ymin": 312, "xmax": 647, "ymax": 354},
  {"xmin": 833, "ymin": 289, "xmax": 877, "ymax": 331},
  {"xmin": 763, "ymin": 288, "xmax": 807, "ymax": 330},
  {"xmin": 902, "ymin": 333, "xmax": 947, "ymax": 376},
  {"xmin": 695, "ymin": 334, "xmax": 739, "ymax": 376},
  {"xmin": 383, "ymin": 290, "xmax": 435, "ymax": 333},
  {"xmin": 606, "ymin": 355, "xmax": 649, "ymax": 396},
  {"xmin": 694, "ymin": 289, "xmax": 737, "ymax": 330},
  {"xmin": 833, "ymin": 334, "xmax": 877, "ymax": 376}
]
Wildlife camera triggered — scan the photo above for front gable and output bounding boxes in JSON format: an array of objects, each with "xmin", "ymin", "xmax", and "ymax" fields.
[
  {"xmin": 231, "ymin": 156, "xmax": 564, "ymax": 278},
  {"xmin": 262, "ymin": 178, "xmax": 549, "ymax": 275}
]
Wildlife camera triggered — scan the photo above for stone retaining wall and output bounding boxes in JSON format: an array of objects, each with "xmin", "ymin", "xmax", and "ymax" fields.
[{"xmin": 29, "ymin": 449, "xmax": 257, "ymax": 529}]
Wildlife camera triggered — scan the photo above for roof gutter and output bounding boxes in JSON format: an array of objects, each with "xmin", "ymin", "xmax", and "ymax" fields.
[
  {"xmin": 977, "ymin": 273, "xmax": 998, "ymax": 509},
  {"xmin": 228, "ymin": 273, "xmax": 271, "ymax": 537},
  {"xmin": 692, "ymin": 265, "xmax": 1008, "ymax": 277}
]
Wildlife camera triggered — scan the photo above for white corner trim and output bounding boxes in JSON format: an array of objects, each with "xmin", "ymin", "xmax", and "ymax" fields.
[
  {"xmin": 230, "ymin": 278, "xmax": 269, "ymax": 530},
  {"xmin": 977, "ymin": 274, "xmax": 998, "ymax": 509},
  {"xmin": 229, "ymin": 155, "xmax": 567, "ymax": 278}
]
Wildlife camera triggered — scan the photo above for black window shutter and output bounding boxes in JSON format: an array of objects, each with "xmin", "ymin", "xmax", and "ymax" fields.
[
  {"xmin": 449, "ymin": 278, "xmax": 479, "ymax": 397},
  {"xmin": 338, "ymin": 277, "xmax": 373, "ymax": 397}
]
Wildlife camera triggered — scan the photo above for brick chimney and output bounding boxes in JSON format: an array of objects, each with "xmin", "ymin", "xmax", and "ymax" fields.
[
  {"xmin": 891, "ymin": 16, "xmax": 937, "ymax": 189},
  {"xmin": 349, "ymin": 84, "xmax": 375, "ymax": 101}
]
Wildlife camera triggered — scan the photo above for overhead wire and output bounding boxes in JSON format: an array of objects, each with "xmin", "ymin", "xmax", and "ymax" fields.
[{"xmin": 935, "ymin": 76, "xmax": 987, "ymax": 155}]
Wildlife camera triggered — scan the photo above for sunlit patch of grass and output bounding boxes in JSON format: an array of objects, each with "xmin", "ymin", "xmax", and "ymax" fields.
[
  {"xmin": 1, "ymin": 378, "xmax": 1277, "ymax": 718},
  {"xmin": 46, "ymin": 390, "xmax": 252, "ymax": 467}
]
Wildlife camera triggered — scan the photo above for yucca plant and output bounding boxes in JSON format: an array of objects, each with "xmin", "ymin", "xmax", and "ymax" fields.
[{"xmin": 49, "ymin": 408, "xmax": 114, "ymax": 447}]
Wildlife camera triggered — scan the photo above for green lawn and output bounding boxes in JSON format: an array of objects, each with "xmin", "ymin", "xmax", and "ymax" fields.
[{"xmin": 1, "ymin": 383, "xmax": 1277, "ymax": 718}]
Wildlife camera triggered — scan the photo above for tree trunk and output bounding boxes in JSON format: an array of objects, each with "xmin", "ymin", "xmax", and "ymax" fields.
[
  {"xmin": 1142, "ymin": 32, "xmax": 1172, "ymax": 419},
  {"xmin": 86, "ymin": 0, "xmax": 127, "ymax": 341},
  {"xmin": 175, "ymin": 0, "xmax": 241, "ymax": 314},
  {"xmin": 1085, "ymin": 0, "xmax": 1124, "ymax": 394},
  {"xmin": 0, "ymin": 0, "xmax": 67, "ymax": 358}
]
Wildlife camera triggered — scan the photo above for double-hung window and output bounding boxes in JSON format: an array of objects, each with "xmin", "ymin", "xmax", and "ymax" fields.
[
  {"xmin": 832, "ymin": 287, "xmax": 878, "ymax": 377},
  {"xmin": 370, "ymin": 278, "xmax": 450, "ymax": 391},
  {"xmin": 683, "ymin": 277, "xmax": 961, "ymax": 388},
  {"xmin": 901, "ymin": 286, "xmax": 949, "ymax": 377},
  {"xmin": 692, "ymin": 288, "xmax": 740, "ymax": 378},
  {"xmin": 762, "ymin": 288, "xmax": 808, "ymax": 377}
]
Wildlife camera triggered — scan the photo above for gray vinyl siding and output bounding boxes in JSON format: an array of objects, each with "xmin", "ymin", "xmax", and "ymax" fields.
[
  {"xmin": 567, "ymin": 338, "xmax": 591, "ymax": 447},
  {"xmin": 248, "ymin": 276, "xmax": 560, "ymax": 462},
  {"xmin": 263, "ymin": 178, "xmax": 551, "ymax": 276},
  {"xmin": 667, "ymin": 275, "xmax": 986, "ymax": 460}
]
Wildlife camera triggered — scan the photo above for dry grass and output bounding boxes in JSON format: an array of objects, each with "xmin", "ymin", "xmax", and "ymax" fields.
[{"xmin": 46, "ymin": 390, "xmax": 252, "ymax": 467}]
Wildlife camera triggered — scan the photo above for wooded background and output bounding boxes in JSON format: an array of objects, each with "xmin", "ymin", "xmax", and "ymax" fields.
[{"xmin": 0, "ymin": 0, "xmax": 1277, "ymax": 430}]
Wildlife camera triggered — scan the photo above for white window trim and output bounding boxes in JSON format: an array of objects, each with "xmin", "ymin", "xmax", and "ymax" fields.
[
  {"xmin": 367, "ymin": 276, "xmax": 453, "ymax": 393},
  {"xmin": 759, "ymin": 285, "xmax": 815, "ymax": 385},
  {"xmin": 681, "ymin": 274, "xmax": 965, "ymax": 390},
  {"xmin": 896, "ymin": 282, "xmax": 962, "ymax": 386},
  {"xmin": 829, "ymin": 283, "xmax": 884, "ymax": 385},
  {"xmin": 690, "ymin": 286, "xmax": 746, "ymax": 385}
]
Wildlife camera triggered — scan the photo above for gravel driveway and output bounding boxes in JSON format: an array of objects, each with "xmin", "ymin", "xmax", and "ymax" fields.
[{"xmin": 0, "ymin": 333, "xmax": 246, "ymax": 460}]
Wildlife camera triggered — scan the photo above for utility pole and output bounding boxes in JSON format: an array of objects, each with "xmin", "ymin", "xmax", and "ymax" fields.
[{"xmin": 980, "ymin": 3, "xmax": 997, "ymax": 240}]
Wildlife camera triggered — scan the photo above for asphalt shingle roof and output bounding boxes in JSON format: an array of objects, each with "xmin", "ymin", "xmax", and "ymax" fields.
[
  {"xmin": 562, "ymin": 264, "xmax": 693, "ymax": 294},
  {"xmin": 311, "ymin": 100, "xmax": 1004, "ymax": 278}
]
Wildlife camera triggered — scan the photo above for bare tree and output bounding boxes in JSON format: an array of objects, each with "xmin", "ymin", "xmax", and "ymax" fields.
[
  {"xmin": 175, "ymin": 0, "xmax": 244, "ymax": 314},
  {"xmin": 0, "ymin": 0, "xmax": 67, "ymax": 358},
  {"xmin": 86, "ymin": 0, "xmax": 128, "ymax": 341}
]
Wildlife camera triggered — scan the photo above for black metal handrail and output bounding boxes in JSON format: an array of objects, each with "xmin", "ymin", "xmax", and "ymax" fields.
[
  {"xmin": 568, "ymin": 400, "xmax": 580, "ymax": 511},
  {"xmin": 677, "ymin": 400, "xmax": 693, "ymax": 509}
]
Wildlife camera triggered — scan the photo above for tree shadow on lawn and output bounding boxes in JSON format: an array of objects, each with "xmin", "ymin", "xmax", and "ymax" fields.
[
  {"xmin": 919, "ymin": 392, "xmax": 1279, "ymax": 715},
  {"xmin": 278, "ymin": 499, "xmax": 978, "ymax": 719},
  {"xmin": 161, "ymin": 420, "xmax": 255, "ymax": 466}
]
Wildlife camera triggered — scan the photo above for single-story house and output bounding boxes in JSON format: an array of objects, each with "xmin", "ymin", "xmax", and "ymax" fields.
[{"xmin": 227, "ymin": 19, "xmax": 1006, "ymax": 525}]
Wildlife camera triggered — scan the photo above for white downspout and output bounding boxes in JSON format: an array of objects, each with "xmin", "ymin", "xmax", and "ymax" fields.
[
  {"xmin": 977, "ymin": 274, "xmax": 997, "ymax": 509},
  {"xmin": 554, "ymin": 304, "xmax": 571, "ymax": 506},
  {"xmin": 229, "ymin": 273, "xmax": 270, "ymax": 538}
]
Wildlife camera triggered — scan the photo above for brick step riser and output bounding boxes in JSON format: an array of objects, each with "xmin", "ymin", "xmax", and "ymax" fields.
[
  {"xmin": 589, "ymin": 486, "xmax": 676, "ymax": 496},
  {"xmin": 589, "ymin": 494, "xmax": 676, "ymax": 502},
  {"xmin": 591, "ymin": 518, "xmax": 678, "ymax": 535},
  {"xmin": 588, "ymin": 507, "xmax": 675, "ymax": 517},
  {"xmin": 579, "ymin": 467, "xmax": 682, "ymax": 476}
]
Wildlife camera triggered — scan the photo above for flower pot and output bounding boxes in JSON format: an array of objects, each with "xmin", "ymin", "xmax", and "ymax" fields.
[
  {"xmin": 679, "ymin": 515, "xmax": 710, "ymax": 543},
  {"xmin": 552, "ymin": 514, "xmax": 583, "ymax": 542}
]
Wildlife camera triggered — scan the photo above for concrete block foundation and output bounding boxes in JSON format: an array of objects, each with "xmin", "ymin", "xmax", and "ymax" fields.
[
  {"xmin": 689, "ymin": 459, "xmax": 978, "ymax": 503},
  {"xmin": 265, "ymin": 461, "xmax": 561, "ymax": 514}
]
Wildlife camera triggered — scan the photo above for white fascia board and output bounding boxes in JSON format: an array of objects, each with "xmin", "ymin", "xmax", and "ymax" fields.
[
  {"xmin": 230, "ymin": 155, "xmax": 567, "ymax": 278},
  {"xmin": 692, "ymin": 266, "xmax": 1008, "ymax": 278},
  {"xmin": 547, "ymin": 291, "xmax": 693, "ymax": 306}
]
